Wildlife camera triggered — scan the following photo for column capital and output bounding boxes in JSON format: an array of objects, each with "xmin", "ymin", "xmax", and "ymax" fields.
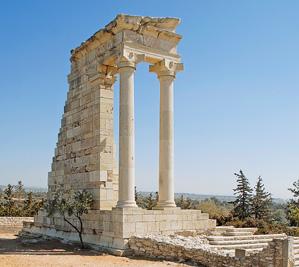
[
  {"xmin": 149, "ymin": 59, "xmax": 183, "ymax": 78},
  {"xmin": 116, "ymin": 52, "xmax": 145, "ymax": 70}
]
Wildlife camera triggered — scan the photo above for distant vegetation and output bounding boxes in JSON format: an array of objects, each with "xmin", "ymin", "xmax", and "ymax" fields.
[
  {"xmin": 0, "ymin": 181, "xmax": 45, "ymax": 217},
  {"xmin": 135, "ymin": 170, "xmax": 299, "ymax": 236}
]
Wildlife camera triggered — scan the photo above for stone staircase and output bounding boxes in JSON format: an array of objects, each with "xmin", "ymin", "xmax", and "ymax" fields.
[
  {"xmin": 207, "ymin": 227, "xmax": 286, "ymax": 256},
  {"xmin": 292, "ymin": 237, "xmax": 299, "ymax": 266}
]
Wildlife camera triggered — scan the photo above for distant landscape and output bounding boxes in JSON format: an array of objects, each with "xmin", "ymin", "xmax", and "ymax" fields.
[
  {"xmin": 142, "ymin": 192, "xmax": 287, "ymax": 204},
  {"xmin": 0, "ymin": 185, "xmax": 286, "ymax": 204},
  {"xmin": 0, "ymin": 185, "xmax": 47, "ymax": 193}
]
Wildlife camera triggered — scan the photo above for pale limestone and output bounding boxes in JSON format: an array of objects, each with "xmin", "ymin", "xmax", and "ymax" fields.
[{"xmin": 23, "ymin": 14, "xmax": 217, "ymax": 254}]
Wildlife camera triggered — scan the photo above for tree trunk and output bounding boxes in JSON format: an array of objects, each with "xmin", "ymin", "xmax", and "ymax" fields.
[{"xmin": 63, "ymin": 217, "xmax": 84, "ymax": 249}]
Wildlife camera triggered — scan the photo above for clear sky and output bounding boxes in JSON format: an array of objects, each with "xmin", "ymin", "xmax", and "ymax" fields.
[{"xmin": 1, "ymin": 1, "xmax": 299, "ymax": 198}]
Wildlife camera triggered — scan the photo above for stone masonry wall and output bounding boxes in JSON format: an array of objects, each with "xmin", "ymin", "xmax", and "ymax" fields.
[
  {"xmin": 0, "ymin": 217, "xmax": 33, "ymax": 232},
  {"xmin": 48, "ymin": 57, "xmax": 118, "ymax": 210},
  {"xmin": 25, "ymin": 207, "xmax": 216, "ymax": 251},
  {"xmin": 128, "ymin": 236, "xmax": 288, "ymax": 267}
]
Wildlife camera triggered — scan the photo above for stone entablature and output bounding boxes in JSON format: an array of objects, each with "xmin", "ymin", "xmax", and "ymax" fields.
[{"xmin": 70, "ymin": 15, "xmax": 182, "ymax": 64}]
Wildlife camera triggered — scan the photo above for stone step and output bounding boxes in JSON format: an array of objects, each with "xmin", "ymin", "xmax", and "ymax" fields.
[
  {"xmin": 224, "ymin": 231, "xmax": 254, "ymax": 236},
  {"xmin": 210, "ymin": 242, "xmax": 269, "ymax": 250},
  {"xmin": 221, "ymin": 247, "xmax": 264, "ymax": 256},
  {"xmin": 225, "ymin": 227, "xmax": 257, "ymax": 232},
  {"xmin": 209, "ymin": 238, "xmax": 273, "ymax": 245},
  {"xmin": 223, "ymin": 228, "xmax": 258, "ymax": 236},
  {"xmin": 244, "ymin": 247, "xmax": 265, "ymax": 254},
  {"xmin": 214, "ymin": 226, "xmax": 234, "ymax": 230},
  {"xmin": 208, "ymin": 226, "xmax": 234, "ymax": 236},
  {"xmin": 207, "ymin": 234, "xmax": 285, "ymax": 241}
]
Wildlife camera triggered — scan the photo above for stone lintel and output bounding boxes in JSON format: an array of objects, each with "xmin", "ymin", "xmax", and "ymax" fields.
[{"xmin": 71, "ymin": 14, "xmax": 182, "ymax": 62}]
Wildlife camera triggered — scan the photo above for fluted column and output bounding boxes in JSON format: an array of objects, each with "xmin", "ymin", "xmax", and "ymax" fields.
[
  {"xmin": 150, "ymin": 60, "xmax": 183, "ymax": 209},
  {"xmin": 116, "ymin": 58, "xmax": 137, "ymax": 208}
]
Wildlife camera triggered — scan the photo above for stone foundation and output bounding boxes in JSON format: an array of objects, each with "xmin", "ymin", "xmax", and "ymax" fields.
[
  {"xmin": 23, "ymin": 207, "xmax": 216, "ymax": 253},
  {"xmin": 128, "ymin": 236, "xmax": 291, "ymax": 267}
]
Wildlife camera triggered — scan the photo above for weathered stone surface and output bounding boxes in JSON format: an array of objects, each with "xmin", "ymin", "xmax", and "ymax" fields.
[
  {"xmin": 128, "ymin": 235, "xmax": 288, "ymax": 267},
  {"xmin": 25, "ymin": 14, "xmax": 217, "ymax": 257},
  {"xmin": 0, "ymin": 217, "xmax": 33, "ymax": 233}
]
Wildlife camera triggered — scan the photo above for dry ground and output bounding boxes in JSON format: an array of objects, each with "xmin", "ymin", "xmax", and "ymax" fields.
[{"xmin": 0, "ymin": 232, "xmax": 192, "ymax": 267}]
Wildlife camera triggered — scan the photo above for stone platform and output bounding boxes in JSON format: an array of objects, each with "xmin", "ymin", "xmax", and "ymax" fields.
[{"xmin": 23, "ymin": 207, "xmax": 216, "ymax": 253}]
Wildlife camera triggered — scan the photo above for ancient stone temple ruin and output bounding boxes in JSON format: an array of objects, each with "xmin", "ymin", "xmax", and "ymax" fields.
[{"xmin": 23, "ymin": 14, "xmax": 216, "ymax": 252}]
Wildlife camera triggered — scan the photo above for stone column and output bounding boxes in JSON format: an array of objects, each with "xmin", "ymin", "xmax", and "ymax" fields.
[
  {"xmin": 150, "ymin": 60, "xmax": 183, "ymax": 209},
  {"xmin": 157, "ymin": 72, "xmax": 176, "ymax": 208},
  {"xmin": 116, "ymin": 58, "xmax": 137, "ymax": 208}
]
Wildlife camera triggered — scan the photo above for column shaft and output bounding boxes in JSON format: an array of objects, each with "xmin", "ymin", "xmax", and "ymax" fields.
[
  {"xmin": 116, "ymin": 63, "xmax": 137, "ymax": 208},
  {"xmin": 157, "ymin": 75, "xmax": 176, "ymax": 208}
]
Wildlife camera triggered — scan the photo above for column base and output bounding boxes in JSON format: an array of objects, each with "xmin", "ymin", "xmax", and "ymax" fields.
[
  {"xmin": 154, "ymin": 200, "xmax": 177, "ymax": 210},
  {"xmin": 116, "ymin": 200, "xmax": 137, "ymax": 208}
]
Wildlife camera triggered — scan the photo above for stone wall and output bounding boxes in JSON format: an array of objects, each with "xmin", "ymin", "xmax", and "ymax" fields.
[
  {"xmin": 0, "ymin": 217, "xmax": 33, "ymax": 232},
  {"xmin": 48, "ymin": 55, "xmax": 119, "ymax": 210},
  {"xmin": 128, "ymin": 236, "xmax": 290, "ymax": 267},
  {"xmin": 24, "ymin": 207, "xmax": 215, "ymax": 252}
]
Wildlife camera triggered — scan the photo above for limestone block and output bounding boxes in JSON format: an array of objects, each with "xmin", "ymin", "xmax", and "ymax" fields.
[
  {"xmin": 147, "ymin": 222, "xmax": 160, "ymax": 232},
  {"xmin": 106, "ymin": 189, "xmax": 114, "ymax": 201},
  {"xmin": 142, "ymin": 214, "xmax": 156, "ymax": 222},
  {"xmin": 99, "ymin": 235, "xmax": 113, "ymax": 247},
  {"xmin": 100, "ymin": 189, "xmax": 107, "ymax": 200},
  {"xmin": 135, "ymin": 222, "xmax": 148, "ymax": 235},
  {"xmin": 199, "ymin": 213, "xmax": 209, "ymax": 220},
  {"xmin": 182, "ymin": 221, "xmax": 193, "ymax": 230},
  {"xmin": 122, "ymin": 222, "xmax": 136, "ymax": 237},
  {"xmin": 100, "ymin": 89, "xmax": 113, "ymax": 99},
  {"xmin": 112, "ymin": 237, "xmax": 128, "ymax": 250},
  {"xmin": 159, "ymin": 221, "xmax": 169, "ymax": 231},
  {"xmin": 89, "ymin": 170, "xmax": 100, "ymax": 182}
]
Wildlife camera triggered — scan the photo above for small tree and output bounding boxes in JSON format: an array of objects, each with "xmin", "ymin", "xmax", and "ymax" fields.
[
  {"xmin": 288, "ymin": 179, "xmax": 299, "ymax": 204},
  {"xmin": 3, "ymin": 184, "xmax": 17, "ymax": 216},
  {"xmin": 251, "ymin": 176, "xmax": 272, "ymax": 220},
  {"xmin": 287, "ymin": 179, "xmax": 299, "ymax": 226},
  {"xmin": 176, "ymin": 195, "xmax": 192, "ymax": 209},
  {"xmin": 23, "ymin": 192, "xmax": 43, "ymax": 216},
  {"xmin": 145, "ymin": 192, "xmax": 157, "ymax": 210},
  {"xmin": 15, "ymin": 180, "xmax": 25, "ymax": 199},
  {"xmin": 135, "ymin": 186, "xmax": 144, "ymax": 208},
  {"xmin": 45, "ymin": 189, "xmax": 93, "ymax": 248},
  {"xmin": 232, "ymin": 170, "xmax": 253, "ymax": 220}
]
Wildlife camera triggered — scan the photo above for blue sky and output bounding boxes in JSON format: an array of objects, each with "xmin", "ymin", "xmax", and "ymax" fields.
[{"xmin": 1, "ymin": 1, "xmax": 299, "ymax": 198}]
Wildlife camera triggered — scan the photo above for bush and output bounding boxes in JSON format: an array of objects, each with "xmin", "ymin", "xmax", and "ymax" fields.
[
  {"xmin": 225, "ymin": 218, "xmax": 299, "ymax": 236},
  {"xmin": 197, "ymin": 199, "xmax": 232, "ymax": 225}
]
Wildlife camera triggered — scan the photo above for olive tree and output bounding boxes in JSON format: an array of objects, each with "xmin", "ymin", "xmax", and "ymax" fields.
[{"xmin": 45, "ymin": 189, "xmax": 93, "ymax": 248}]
